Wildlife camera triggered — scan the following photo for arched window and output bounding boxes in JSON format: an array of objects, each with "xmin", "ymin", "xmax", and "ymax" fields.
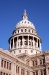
[
  {"xmin": 21, "ymin": 29, "xmax": 23, "ymax": 32},
  {"xmin": 18, "ymin": 30, "xmax": 19, "ymax": 33},
  {"xmin": 25, "ymin": 29, "xmax": 27, "ymax": 32}
]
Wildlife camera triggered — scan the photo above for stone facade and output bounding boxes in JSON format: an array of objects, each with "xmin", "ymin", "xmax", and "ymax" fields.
[{"xmin": 0, "ymin": 10, "xmax": 49, "ymax": 75}]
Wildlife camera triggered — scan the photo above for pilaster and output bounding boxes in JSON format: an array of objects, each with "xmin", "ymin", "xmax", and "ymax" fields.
[
  {"xmin": 46, "ymin": 68, "xmax": 48, "ymax": 75},
  {"xmin": 11, "ymin": 63, "xmax": 16, "ymax": 75},
  {"xmin": 38, "ymin": 70, "xmax": 41, "ymax": 75},
  {"xmin": 30, "ymin": 71, "xmax": 33, "ymax": 75},
  {"xmin": 29, "ymin": 60, "xmax": 32, "ymax": 67},
  {"xmin": 10, "ymin": 40, "xmax": 11, "ymax": 49},
  {"xmin": 25, "ymin": 70, "xmax": 27, "ymax": 75},
  {"xmin": 19, "ymin": 67, "xmax": 21, "ymax": 75},
  {"xmin": 40, "ymin": 43, "xmax": 42, "ymax": 50}
]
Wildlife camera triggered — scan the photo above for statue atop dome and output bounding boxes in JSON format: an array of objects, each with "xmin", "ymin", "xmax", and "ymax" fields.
[{"xmin": 22, "ymin": 10, "xmax": 28, "ymax": 20}]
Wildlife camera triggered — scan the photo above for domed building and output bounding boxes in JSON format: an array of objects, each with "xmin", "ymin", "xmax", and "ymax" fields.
[
  {"xmin": 0, "ymin": 10, "xmax": 49, "ymax": 75},
  {"xmin": 9, "ymin": 10, "xmax": 42, "ymax": 55}
]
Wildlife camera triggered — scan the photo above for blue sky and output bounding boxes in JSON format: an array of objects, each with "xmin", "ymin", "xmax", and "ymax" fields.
[{"xmin": 0, "ymin": 0, "xmax": 49, "ymax": 52}]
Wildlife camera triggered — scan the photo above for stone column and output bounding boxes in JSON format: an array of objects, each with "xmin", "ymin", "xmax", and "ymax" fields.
[
  {"xmin": 37, "ymin": 39, "xmax": 38, "ymax": 48},
  {"xmin": 40, "ymin": 43, "xmax": 42, "ymax": 50},
  {"xmin": 10, "ymin": 40, "xmax": 11, "ymax": 49},
  {"xmin": 13, "ymin": 37, "xmax": 14, "ymax": 49},
  {"xmin": 42, "ymin": 60, "xmax": 43, "ymax": 65},
  {"xmin": 30, "ymin": 71, "xmax": 33, "ymax": 75},
  {"xmin": 35, "ymin": 71, "xmax": 36, "ymax": 75},
  {"xmin": 25, "ymin": 70, "xmax": 27, "ymax": 75},
  {"xmin": 14, "ymin": 64, "xmax": 16, "ymax": 75},
  {"xmin": 17, "ymin": 36, "xmax": 18, "ymax": 48},
  {"xmin": 11, "ymin": 63, "xmax": 16, "ymax": 75},
  {"xmin": 29, "ymin": 60, "xmax": 32, "ymax": 67},
  {"xmin": 18, "ymin": 39, "xmax": 20, "ymax": 48},
  {"xmin": 38, "ymin": 70, "xmax": 41, "ymax": 75},
  {"xmin": 19, "ymin": 67, "xmax": 21, "ymax": 75},
  {"xmin": 46, "ymin": 68, "xmax": 48, "ymax": 75},
  {"xmin": 37, "ymin": 58, "xmax": 40, "ymax": 65}
]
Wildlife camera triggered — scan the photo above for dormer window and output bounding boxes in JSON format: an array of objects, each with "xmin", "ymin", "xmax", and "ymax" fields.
[
  {"xmin": 25, "ymin": 21, "xmax": 26, "ymax": 23},
  {"xmin": 18, "ymin": 30, "xmax": 19, "ymax": 33},
  {"xmin": 28, "ymin": 22, "xmax": 29, "ymax": 24},
  {"xmin": 28, "ymin": 29, "xmax": 30, "ymax": 32}
]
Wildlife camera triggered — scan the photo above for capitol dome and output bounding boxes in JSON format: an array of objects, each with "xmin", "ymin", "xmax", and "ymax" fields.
[
  {"xmin": 9, "ymin": 10, "xmax": 42, "ymax": 56},
  {"xmin": 16, "ymin": 10, "xmax": 35, "ymax": 29}
]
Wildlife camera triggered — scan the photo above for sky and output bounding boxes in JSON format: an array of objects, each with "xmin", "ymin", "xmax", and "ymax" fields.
[{"xmin": 0, "ymin": 0, "xmax": 49, "ymax": 52}]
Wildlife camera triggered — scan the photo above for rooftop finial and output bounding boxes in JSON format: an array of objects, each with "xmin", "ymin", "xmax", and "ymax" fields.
[
  {"xmin": 24, "ymin": 9, "xmax": 26, "ymax": 13},
  {"xmin": 22, "ymin": 9, "xmax": 28, "ymax": 20}
]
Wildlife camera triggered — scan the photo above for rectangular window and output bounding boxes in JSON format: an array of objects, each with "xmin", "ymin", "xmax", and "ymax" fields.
[
  {"xmin": 4, "ymin": 61, "xmax": 6, "ymax": 68},
  {"xmin": 6, "ymin": 73, "xmax": 8, "ymax": 75},
  {"xmin": 40, "ymin": 60, "xmax": 42, "ymax": 65},
  {"xmin": 35, "ymin": 60, "xmax": 37, "ymax": 66},
  {"xmin": 0, "ymin": 72, "xmax": 2, "ymax": 75},
  {"xmin": 41, "ymin": 70, "xmax": 43, "ymax": 75},
  {"xmin": 9, "ymin": 63, "xmax": 11, "ymax": 70},
  {"xmin": 7, "ymin": 62, "xmax": 8, "ymax": 69},
  {"xmin": 27, "ymin": 71, "xmax": 30, "ymax": 75},
  {"xmin": 33, "ymin": 72, "xmax": 35, "ymax": 75},
  {"xmin": 3, "ymin": 73, "xmax": 5, "ymax": 75},
  {"xmin": 1, "ymin": 60, "xmax": 3, "ymax": 67},
  {"xmin": 18, "ymin": 67, "xmax": 19, "ymax": 73},
  {"xmin": 21, "ymin": 69, "xmax": 24, "ymax": 75},
  {"xmin": 43, "ymin": 57, "xmax": 45, "ymax": 64},
  {"xmin": 36, "ymin": 71, "xmax": 38, "ymax": 75},
  {"xmin": 43, "ymin": 69, "xmax": 46, "ymax": 75},
  {"xmin": 33, "ymin": 61, "xmax": 34, "ymax": 66}
]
